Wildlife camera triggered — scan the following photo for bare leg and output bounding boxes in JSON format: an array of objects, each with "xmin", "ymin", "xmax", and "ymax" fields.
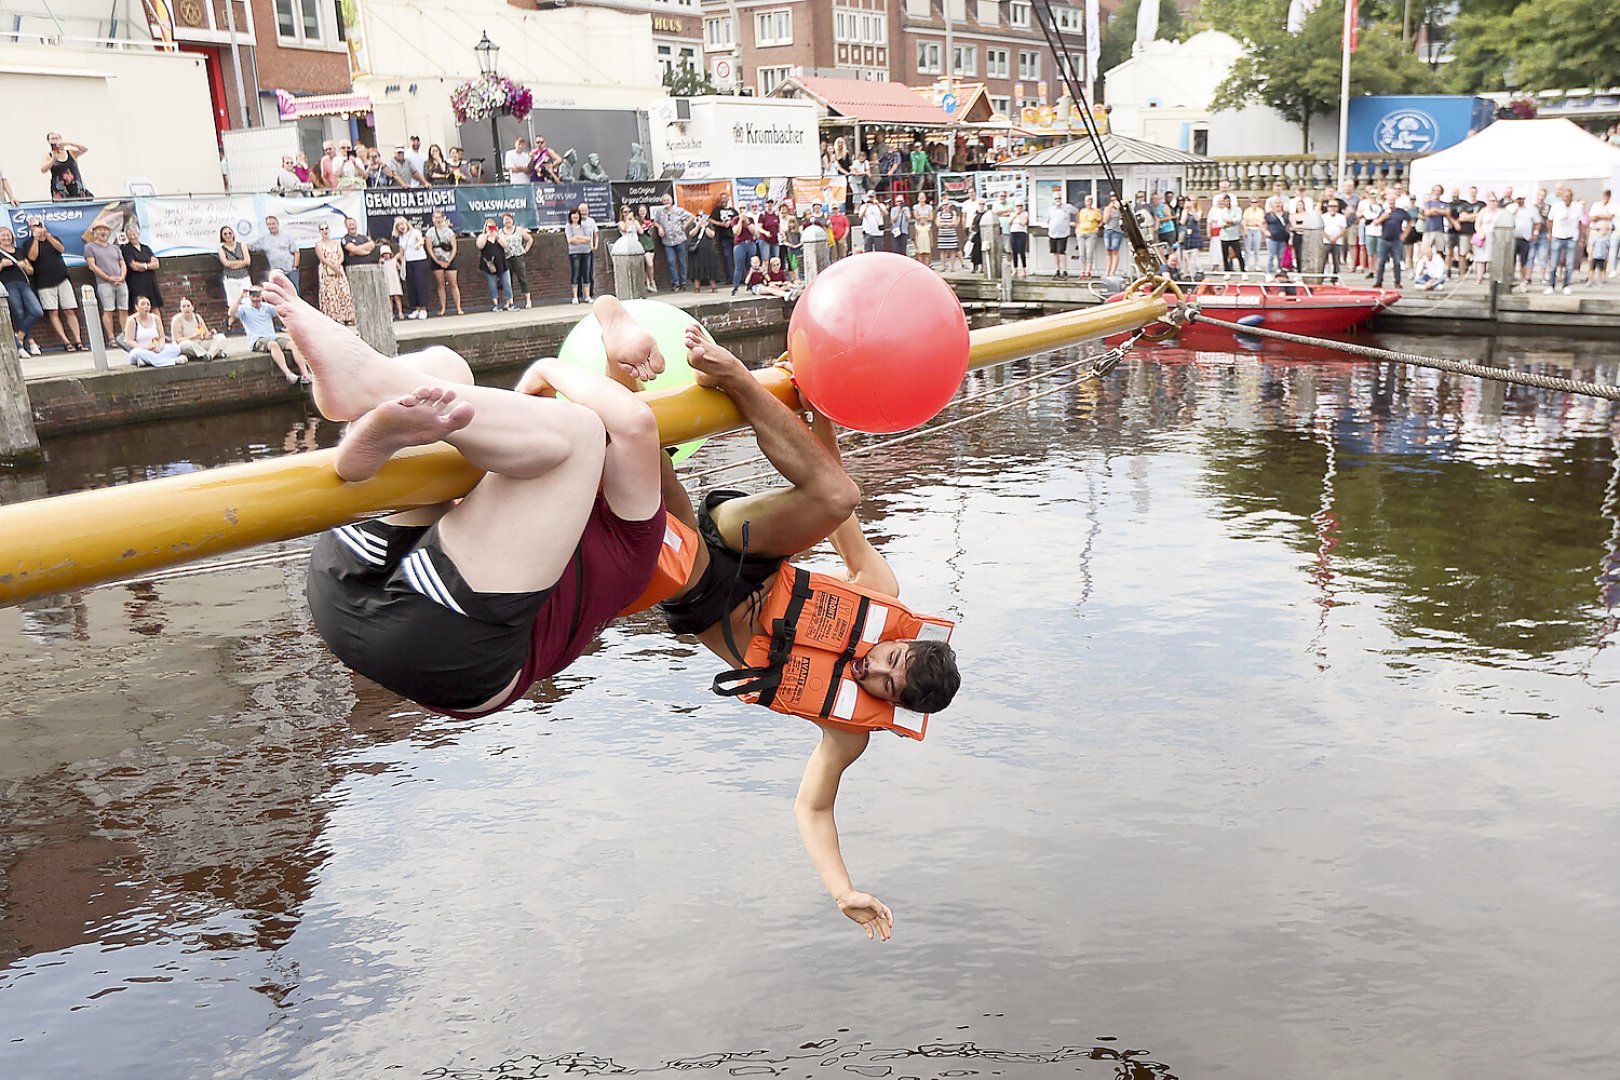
[
  {"xmin": 265, "ymin": 340, "xmax": 298, "ymax": 381},
  {"xmin": 435, "ymin": 269, "xmax": 447, "ymax": 315},
  {"xmin": 450, "ymin": 271, "xmax": 463, "ymax": 314},
  {"xmin": 684, "ymin": 326, "xmax": 859, "ymax": 556}
]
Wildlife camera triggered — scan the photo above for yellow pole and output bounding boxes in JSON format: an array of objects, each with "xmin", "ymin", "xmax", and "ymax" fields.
[{"xmin": 0, "ymin": 296, "xmax": 1166, "ymax": 605}]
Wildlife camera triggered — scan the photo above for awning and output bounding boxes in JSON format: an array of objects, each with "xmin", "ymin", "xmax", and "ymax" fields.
[
  {"xmin": 773, "ymin": 76, "xmax": 959, "ymax": 128},
  {"xmin": 275, "ymin": 89, "xmax": 374, "ymax": 121}
]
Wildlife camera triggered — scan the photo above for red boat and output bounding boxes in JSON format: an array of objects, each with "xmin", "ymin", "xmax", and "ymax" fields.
[{"xmin": 1111, "ymin": 280, "xmax": 1402, "ymax": 347}]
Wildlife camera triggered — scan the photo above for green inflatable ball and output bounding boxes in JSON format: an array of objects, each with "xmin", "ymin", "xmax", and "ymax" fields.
[{"xmin": 556, "ymin": 299, "xmax": 710, "ymax": 463}]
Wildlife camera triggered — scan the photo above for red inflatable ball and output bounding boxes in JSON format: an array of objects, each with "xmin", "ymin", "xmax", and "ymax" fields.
[{"xmin": 787, "ymin": 252, "xmax": 970, "ymax": 433}]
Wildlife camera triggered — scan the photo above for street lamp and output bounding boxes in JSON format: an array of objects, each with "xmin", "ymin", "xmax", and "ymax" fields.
[{"xmin": 475, "ymin": 31, "xmax": 503, "ymax": 183}]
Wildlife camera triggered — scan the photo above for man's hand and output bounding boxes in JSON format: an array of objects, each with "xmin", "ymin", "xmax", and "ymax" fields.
[{"xmin": 837, "ymin": 891, "xmax": 894, "ymax": 941}]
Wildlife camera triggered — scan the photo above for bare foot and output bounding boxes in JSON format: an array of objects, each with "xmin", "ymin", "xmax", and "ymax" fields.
[
  {"xmin": 261, "ymin": 270, "xmax": 389, "ymax": 422},
  {"xmin": 334, "ymin": 387, "xmax": 475, "ymax": 482},
  {"xmin": 684, "ymin": 324, "xmax": 748, "ymax": 391},
  {"xmin": 593, "ymin": 297, "xmax": 666, "ymax": 386}
]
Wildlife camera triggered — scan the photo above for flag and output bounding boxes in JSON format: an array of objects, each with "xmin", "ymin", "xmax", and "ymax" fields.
[
  {"xmin": 1343, "ymin": 0, "xmax": 1360, "ymax": 52},
  {"xmin": 1085, "ymin": 0, "xmax": 1101, "ymax": 85}
]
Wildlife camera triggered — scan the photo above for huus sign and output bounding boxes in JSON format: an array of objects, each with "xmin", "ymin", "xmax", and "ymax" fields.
[{"xmin": 647, "ymin": 97, "xmax": 819, "ymax": 180}]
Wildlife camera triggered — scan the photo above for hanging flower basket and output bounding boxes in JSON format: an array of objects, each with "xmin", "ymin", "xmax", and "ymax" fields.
[{"xmin": 450, "ymin": 76, "xmax": 533, "ymax": 124}]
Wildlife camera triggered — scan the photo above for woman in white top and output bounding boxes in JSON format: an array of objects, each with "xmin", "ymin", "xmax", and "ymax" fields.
[
  {"xmin": 394, "ymin": 216, "xmax": 430, "ymax": 320},
  {"xmin": 124, "ymin": 295, "xmax": 184, "ymax": 367},
  {"xmin": 170, "ymin": 296, "xmax": 227, "ymax": 360}
]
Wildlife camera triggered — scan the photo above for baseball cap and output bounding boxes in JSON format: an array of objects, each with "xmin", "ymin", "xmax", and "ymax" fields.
[{"xmin": 394, "ymin": 144, "xmax": 406, "ymax": 152}]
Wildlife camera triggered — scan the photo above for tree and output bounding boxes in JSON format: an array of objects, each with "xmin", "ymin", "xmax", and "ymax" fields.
[
  {"xmin": 663, "ymin": 61, "xmax": 717, "ymax": 97},
  {"xmin": 1210, "ymin": 0, "xmax": 1439, "ymax": 152},
  {"xmin": 1097, "ymin": 0, "xmax": 1186, "ymax": 94}
]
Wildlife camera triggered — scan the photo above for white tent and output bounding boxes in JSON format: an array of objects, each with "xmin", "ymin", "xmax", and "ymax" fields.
[{"xmin": 1408, "ymin": 119, "xmax": 1620, "ymax": 201}]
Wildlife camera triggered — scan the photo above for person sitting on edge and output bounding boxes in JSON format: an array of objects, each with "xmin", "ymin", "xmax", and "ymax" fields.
[
  {"xmin": 235, "ymin": 283, "xmax": 312, "ymax": 384},
  {"xmin": 652, "ymin": 325, "xmax": 960, "ymax": 941},
  {"xmin": 273, "ymin": 276, "xmax": 670, "ymax": 724},
  {"xmin": 171, "ymin": 297, "xmax": 228, "ymax": 360}
]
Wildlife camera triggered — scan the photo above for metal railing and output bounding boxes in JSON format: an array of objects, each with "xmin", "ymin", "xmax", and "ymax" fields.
[{"xmin": 1186, "ymin": 154, "xmax": 1420, "ymax": 197}]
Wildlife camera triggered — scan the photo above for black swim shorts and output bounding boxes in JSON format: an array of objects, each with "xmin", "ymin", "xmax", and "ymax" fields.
[
  {"xmin": 307, "ymin": 519, "xmax": 550, "ymax": 712},
  {"xmin": 659, "ymin": 489, "xmax": 787, "ymax": 639}
]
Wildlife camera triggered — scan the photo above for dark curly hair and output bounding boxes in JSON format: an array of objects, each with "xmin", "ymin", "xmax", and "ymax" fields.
[{"xmin": 897, "ymin": 639, "xmax": 960, "ymax": 714}]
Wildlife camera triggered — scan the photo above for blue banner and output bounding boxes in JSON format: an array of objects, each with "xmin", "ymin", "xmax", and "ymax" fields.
[
  {"xmin": 6, "ymin": 200, "xmax": 129, "ymax": 267},
  {"xmin": 453, "ymin": 184, "xmax": 538, "ymax": 231},
  {"xmin": 533, "ymin": 183, "xmax": 612, "ymax": 229}
]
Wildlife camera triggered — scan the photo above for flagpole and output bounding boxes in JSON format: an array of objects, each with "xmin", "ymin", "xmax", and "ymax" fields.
[{"xmin": 1336, "ymin": 0, "xmax": 1353, "ymax": 192}]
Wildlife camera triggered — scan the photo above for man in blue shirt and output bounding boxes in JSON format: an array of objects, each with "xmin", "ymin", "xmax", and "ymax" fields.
[
  {"xmin": 235, "ymin": 284, "xmax": 311, "ymax": 384},
  {"xmin": 1373, "ymin": 199, "xmax": 1413, "ymax": 288}
]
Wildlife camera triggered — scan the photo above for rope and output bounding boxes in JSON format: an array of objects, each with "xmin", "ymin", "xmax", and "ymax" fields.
[
  {"xmin": 681, "ymin": 351, "xmax": 1114, "ymax": 483},
  {"xmin": 717, "ymin": 330, "xmax": 1156, "ymax": 491},
  {"xmin": 1184, "ymin": 311, "xmax": 1620, "ymax": 401}
]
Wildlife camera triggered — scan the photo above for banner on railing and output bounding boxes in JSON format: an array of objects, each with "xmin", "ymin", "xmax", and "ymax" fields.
[
  {"xmin": 733, "ymin": 177, "xmax": 791, "ymax": 214},
  {"xmin": 532, "ymin": 183, "xmax": 612, "ymax": 229},
  {"xmin": 790, "ymin": 176, "xmax": 848, "ymax": 213},
  {"xmin": 674, "ymin": 179, "xmax": 734, "ymax": 218},
  {"xmin": 609, "ymin": 181, "xmax": 673, "ymax": 215},
  {"xmin": 453, "ymin": 185, "xmax": 538, "ymax": 231},
  {"xmin": 258, "ymin": 193, "xmax": 366, "ymax": 247},
  {"xmin": 137, "ymin": 195, "xmax": 262, "ymax": 256},
  {"xmin": 363, "ymin": 187, "xmax": 458, "ymax": 237},
  {"xmin": 937, "ymin": 173, "xmax": 977, "ymax": 204},
  {"xmin": 5, "ymin": 201, "xmax": 129, "ymax": 267}
]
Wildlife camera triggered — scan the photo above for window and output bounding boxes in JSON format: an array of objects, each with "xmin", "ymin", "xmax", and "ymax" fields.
[
  {"xmin": 976, "ymin": 0, "xmax": 999, "ymax": 24},
  {"xmin": 835, "ymin": 9, "xmax": 884, "ymax": 43},
  {"xmin": 945, "ymin": 0, "xmax": 966, "ymax": 20},
  {"xmin": 1009, "ymin": 1, "xmax": 1031, "ymax": 27},
  {"xmin": 1052, "ymin": 4, "xmax": 1082, "ymax": 31},
  {"xmin": 274, "ymin": 0, "xmax": 328, "ymax": 45},
  {"xmin": 657, "ymin": 43, "xmax": 674, "ymax": 77},
  {"xmin": 990, "ymin": 94, "xmax": 1011, "ymax": 115},
  {"xmin": 755, "ymin": 9, "xmax": 792, "ymax": 46},
  {"xmin": 905, "ymin": 0, "xmax": 929, "ymax": 16},
  {"xmin": 916, "ymin": 40, "xmax": 942, "ymax": 74},
  {"xmin": 951, "ymin": 43, "xmax": 976, "ymax": 75},
  {"xmin": 758, "ymin": 65, "xmax": 793, "ymax": 94},
  {"xmin": 986, "ymin": 46, "xmax": 1008, "ymax": 78},
  {"xmin": 1018, "ymin": 49, "xmax": 1040, "ymax": 80},
  {"xmin": 705, "ymin": 15, "xmax": 734, "ymax": 49}
]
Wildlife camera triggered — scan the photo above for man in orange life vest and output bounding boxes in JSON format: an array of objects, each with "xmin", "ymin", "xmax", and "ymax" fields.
[{"xmin": 650, "ymin": 324, "xmax": 961, "ymax": 942}]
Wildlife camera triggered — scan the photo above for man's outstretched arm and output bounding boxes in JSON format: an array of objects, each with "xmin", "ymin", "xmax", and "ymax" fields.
[{"xmin": 794, "ymin": 724, "xmax": 892, "ymax": 940}]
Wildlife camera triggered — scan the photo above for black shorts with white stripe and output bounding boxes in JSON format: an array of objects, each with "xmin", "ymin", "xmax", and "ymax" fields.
[{"xmin": 306, "ymin": 519, "xmax": 551, "ymax": 712}]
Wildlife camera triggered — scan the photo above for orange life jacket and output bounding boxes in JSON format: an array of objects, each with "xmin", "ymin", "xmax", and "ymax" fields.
[
  {"xmin": 618, "ymin": 514, "xmax": 699, "ymax": 616},
  {"xmin": 711, "ymin": 565, "xmax": 954, "ymax": 740}
]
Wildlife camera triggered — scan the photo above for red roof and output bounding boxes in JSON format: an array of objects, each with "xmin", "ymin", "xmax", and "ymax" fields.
[{"xmin": 781, "ymin": 76, "xmax": 960, "ymax": 127}]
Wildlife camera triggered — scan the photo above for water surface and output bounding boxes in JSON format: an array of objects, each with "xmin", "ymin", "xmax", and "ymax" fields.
[{"xmin": 1, "ymin": 331, "xmax": 1616, "ymax": 1080}]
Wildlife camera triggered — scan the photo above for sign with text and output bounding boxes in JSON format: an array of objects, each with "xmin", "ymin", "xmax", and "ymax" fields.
[
  {"xmin": 646, "ymin": 97, "xmax": 819, "ymax": 179},
  {"xmin": 790, "ymin": 176, "xmax": 848, "ymax": 214},
  {"xmin": 7, "ymin": 201, "xmax": 128, "ymax": 266},
  {"xmin": 453, "ymin": 185, "xmax": 539, "ymax": 231},
  {"xmin": 532, "ymin": 183, "xmax": 612, "ymax": 229},
  {"xmin": 674, "ymin": 179, "xmax": 735, "ymax": 218},
  {"xmin": 732, "ymin": 177, "xmax": 791, "ymax": 215},
  {"xmin": 363, "ymin": 187, "xmax": 457, "ymax": 237},
  {"xmin": 137, "ymin": 195, "xmax": 261, "ymax": 256},
  {"xmin": 609, "ymin": 181, "xmax": 673, "ymax": 215}
]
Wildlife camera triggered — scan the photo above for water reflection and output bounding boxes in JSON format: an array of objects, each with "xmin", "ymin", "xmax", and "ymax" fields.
[{"xmin": 1, "ymin": 331, "xmax": 1617, "ymax": 1080}]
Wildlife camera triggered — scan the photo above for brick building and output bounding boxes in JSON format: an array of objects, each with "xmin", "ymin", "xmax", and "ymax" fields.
[
  {"xmin": 169, "ymin": 0, "xmax": 355, "ymax": 138},
  {"xmin": 699, "ymin": 0, "xmax": 1089, "ymax": 111}
]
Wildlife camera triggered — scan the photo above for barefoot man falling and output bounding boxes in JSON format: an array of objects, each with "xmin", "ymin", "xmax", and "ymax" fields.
[{"xmin": 262, "ymin": 272, "xmax": 671, "ymax": 718}]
